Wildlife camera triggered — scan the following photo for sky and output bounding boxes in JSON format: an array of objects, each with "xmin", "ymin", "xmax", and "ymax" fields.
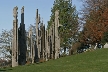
[{"xmin": 0, "ymin": 0, "xmax": 83, "ymax": 33}]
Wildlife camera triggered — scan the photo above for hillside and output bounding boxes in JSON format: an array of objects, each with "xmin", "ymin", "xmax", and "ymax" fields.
[{"xmin": 0, "ymin": 48, "xmax": 108, "ymax": 72}]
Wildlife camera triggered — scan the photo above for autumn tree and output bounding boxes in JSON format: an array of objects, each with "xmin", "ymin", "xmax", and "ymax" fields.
[{"xmin": 80, "ymin": 0, "xmax": 108, "ymax": 44}]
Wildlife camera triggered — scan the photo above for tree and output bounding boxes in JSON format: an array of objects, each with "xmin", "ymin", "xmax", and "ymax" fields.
[
  {"xmin": 80, "ymin": 0, "xmax": 108, "ymax": 44},
  {"xmin": 48, "ymin": 0, "xmax": 79, "ymax": 54},
  {"xmin": 0, "ymin": 29, "xmax": 13, "ymax": 60},
  {"xmin": 101, "ymin": 31, "xmax": 108, "ymax": 45},
  {"xmin": 26, "ymin": 24, "xmax": 36, "ymax": 63}
]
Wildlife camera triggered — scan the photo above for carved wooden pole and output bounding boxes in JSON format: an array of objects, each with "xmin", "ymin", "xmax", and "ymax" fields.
[
  {"xmin": 45, "ymin": 30, "xmax": 47, "ymax": 61},
  {"xmin": 21, "ymin": 6, "xmax": 24, "ymax": 24},
  {"xmin": 18, "ymin": 6, "xmax": 27, "ymax": 65},
  {"xmin": 36, "ymin": 9, "xmax": 40, "ymax": 60},
  {"xmin": 40, "ymin": 22, "xmax": 43, "ymax": 60},
  {"xmin": 57, "ymin": 10, "xmax": 61, "ymax": 58},
  {"xmin": 32, "ymin": 41, "xmax": 35, "ymax": 63},
  {"xmin": 47, "ymin": 30, "xmax": 50, "ymax": 59},
  {"xmin": 43, "ymin": 24, "xmax": 45, "ymax": 60},
  {"xmin": 12, "ymin": 6, "xmax": 18, "ymax": 67},
  {"xmin": 45, "ymin": 30, "xmax": 49, "ymax": 61},
  {"xmin": 54, "ymin": 10, "xmax": 60, "ymax": 59},
  {"xmin": 28, "ymin": 26, "xmax": 35, "ymax": 63},
  {"xmin": 51, "ymin": 24, "xmax": 54, "ymax": 59},
  {"xmin": 38, "ymin": 14, "xmax": 41, "ymax": 59},
  {"xmin": 29, "ymin": 26, "xmax": 33, "ymax": 63},
  {"xmin": 26, "ymin": 32, "xmax": 29, "ymax": 62},
  {"xmin": 52, "ymin": 22, "xmax": 55, "ymax": 59},
  {"xmin": 49, "ymin": 26, "xmax": 53, "ymax": 59}
]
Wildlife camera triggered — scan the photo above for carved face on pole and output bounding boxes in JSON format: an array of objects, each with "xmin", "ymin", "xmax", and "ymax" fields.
[
  {"xmin": 13, "ymin": 6, "xmax": 18, "ymax": 19},
  {"xmin": 21, "ymin": 6, "xmax": 24, "ymax": 14},
  {"xmin": 55, "ymin": 10, "xmax": 59, "ymax": 18},
  {"xmin": 38, "ymin": 14, "xmax": 40, "ymax": 24},
  {"xmin": 55, "ymin": 10, "xmax": 60, "ymax": 27}
]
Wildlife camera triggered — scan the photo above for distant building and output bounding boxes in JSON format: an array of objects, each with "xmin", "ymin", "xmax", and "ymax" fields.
[{"xmin": 104, "ymin": 43, "xmax": 108, "ymax": 48}]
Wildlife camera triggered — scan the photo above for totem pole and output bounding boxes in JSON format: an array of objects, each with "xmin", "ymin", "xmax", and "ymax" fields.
[
  {"xmin": 12, "ymin": 6, "xmax": 18, "ymax": 67},
  {"xmin": 18, "ymin": 6, "xmax": 27, "ymax": 65}
]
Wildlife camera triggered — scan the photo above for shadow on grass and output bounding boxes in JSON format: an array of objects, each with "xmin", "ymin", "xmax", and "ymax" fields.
[
  {"xmin": 0, "ymin": 68, "xmax": 13, "ymax": 72},
  {"xmin": 0, "ymin": 69, "xmax": 6, "ymax": 72},
  {"xmin": 8, "ymin": 68, "xmax": 13, "ymax": 70}
]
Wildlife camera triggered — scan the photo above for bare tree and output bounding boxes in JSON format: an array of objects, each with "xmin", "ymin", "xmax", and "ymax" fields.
[{"xmin": 0, "ymin": 29, "xmax": 13, "ymax": 60}]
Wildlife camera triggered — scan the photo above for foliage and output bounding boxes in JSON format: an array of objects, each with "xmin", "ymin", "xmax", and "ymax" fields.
[
  {"xmin": 0, "ymin": 29, "xmax": 13, "ymax": 60},
  {"xmin": 80, "ymin": 0, "xmax": 108, "ymax": 44},
  {"xmin": 48, "ymin": 0, "xmax": 79, "ymax": 50},
  {"xmin": 70, "ymin": 41, "xmax": 81, "ymax": 55},
  {"xmin": 101, "ymin": 31, "xmax": 108, "ymax": 45}
]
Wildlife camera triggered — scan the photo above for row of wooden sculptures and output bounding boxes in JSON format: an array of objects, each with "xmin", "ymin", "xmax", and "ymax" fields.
[{"xmin": 12, "ymin": 6, "xmax": 62, "ymax": 67}]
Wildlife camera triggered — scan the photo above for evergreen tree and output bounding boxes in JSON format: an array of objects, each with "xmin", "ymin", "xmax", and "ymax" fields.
[{"xmin": 47, "ymin": 0, "xmax": 79, "ymax": 53}]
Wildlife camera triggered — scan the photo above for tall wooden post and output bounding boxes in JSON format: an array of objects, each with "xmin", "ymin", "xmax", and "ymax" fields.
[
  {"xmin": 36, "ymin": 9, "xmax": 40, "ymax": 62},
  {"xmin": 40, "ymin": 22, "xmax": 45, "ymax": 60},
  {"xmin": 54, "ymin": 10, "xmax": 60, "ymax": 59},
  {"xmin": 43, "ymin": 24, "xmax": 45, "ymax": 60},
  {"xmin": 48, "ymin": 30, "xmax": 50, "ymax": 59},
  {"xmin": 51, "ymin": 24, "xmax": 54, "ymax": 59},
  {"xmin": 12, "ymin": 6, "xmax": 18, "ymax": 67},
  {"xmin": 32, "ymin": 41, "xmax": 35, "ymax": 63},
  {"xmin": 29, "ymin": 26, "xmax": 33, "ymax": 63},
  {"xmin": 45, "ymin": 30, "xmax": 49, "ymax": 61},
  {"xmin": 49, "ymin": 26, "xmax": 53, "ymax": 59},
  {"xmin": 29, "ymin": 26, "xmax": 35, "ymax": 63},
  {"xmin": 36, "ymin": 9, "xmax": 39, "ymax": 59},
  {"xmin": 52, "ymin": 22, "xmax": 55, "ymax": 59},
  {"xmin": 18, "ymin": 6, "xmax": 27, "ymax": 65}
]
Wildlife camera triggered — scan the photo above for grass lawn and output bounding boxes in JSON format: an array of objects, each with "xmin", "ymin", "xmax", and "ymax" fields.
[{"xmin": 0, "ymin": 48, "xmax": 108, "ymax": 72}]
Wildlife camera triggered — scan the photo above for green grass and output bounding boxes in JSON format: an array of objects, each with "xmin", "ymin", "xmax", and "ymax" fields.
[{"xmin": 1, "ymin": 48, "xmax": 108, "ymax": 72}]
